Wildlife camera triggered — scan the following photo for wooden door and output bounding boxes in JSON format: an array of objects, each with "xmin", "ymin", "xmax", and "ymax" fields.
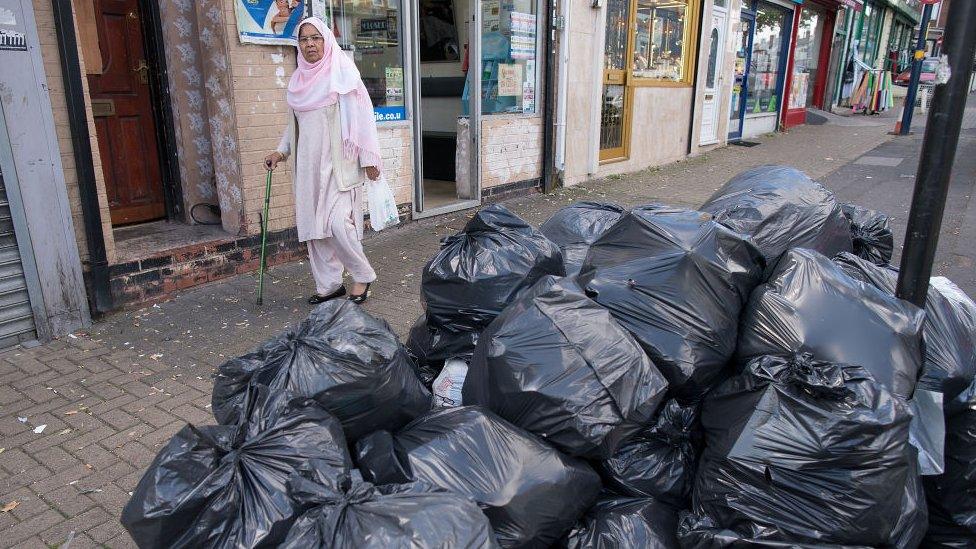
[
  {"xmin": 88, "ymin": 0, "xmax": 166, "ymax": 225},
  {"xmin": 599, "ymin": 0, "xmax": 633, "ymax": 162}
]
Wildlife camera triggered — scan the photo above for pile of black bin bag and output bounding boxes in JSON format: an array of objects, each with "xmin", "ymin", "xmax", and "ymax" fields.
[{"xmin": 120, "ymin": 166, "xmax": 976, "ymax": 549}]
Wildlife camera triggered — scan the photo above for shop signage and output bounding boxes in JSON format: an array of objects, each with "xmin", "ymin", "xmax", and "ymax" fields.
[
  {"xmin": 838, "ymin": 0, "xmax": 864, "ymax": 11},
  {"xmin": 374, "ymin": 106, "xmax": 405, "ymax": 122},
  {"xmin": 360, "ymin": 18, "xmax": 388, "ymax": 33}
]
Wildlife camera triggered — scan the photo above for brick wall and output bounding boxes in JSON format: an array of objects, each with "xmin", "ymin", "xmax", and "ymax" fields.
[
  {"xmin": 480, "ymin": 114, "xmax": 544, "ymax": 189},
  {"xmin": 33, "ymin": 0, "xmax": 116, "ymax": 264}
]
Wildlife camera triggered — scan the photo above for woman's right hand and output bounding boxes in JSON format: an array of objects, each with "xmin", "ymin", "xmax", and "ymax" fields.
[{"xmin": 264, "ymin": 151, "xmax": 284, "ymax": 172}]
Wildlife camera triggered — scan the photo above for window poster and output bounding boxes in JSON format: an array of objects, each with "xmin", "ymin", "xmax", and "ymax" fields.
[
  {"xmin": 385, "ymin": 67, "xmax": 404, "ymax": 105},
  {"xmin": 483, "ymin": 0, "xmax": 501, "ymax": 33},
  {"xmin": 235, "ymin": 0, "xmax": 305, "ymax": 45},
  {"xmin": 509, "ymin": 12, "xmax": 536, "ymax": 60},
  {"xmin": 522, "ymin": 81, "xmax": 535, "ymax": 113},
  {"xmin": 498, "ymin": 63, "xmax": 523, "ymax": 96}
]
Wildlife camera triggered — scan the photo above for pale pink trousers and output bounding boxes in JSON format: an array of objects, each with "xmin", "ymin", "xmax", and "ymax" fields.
[{"xmin": 306, "ymin": 207, "xmax": 376, "ymax": 295}]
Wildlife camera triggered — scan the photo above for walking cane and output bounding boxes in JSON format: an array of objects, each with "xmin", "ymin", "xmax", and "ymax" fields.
[{"xmin": 257, "ymin": 169, "xmax": 273, "ymax": 306}]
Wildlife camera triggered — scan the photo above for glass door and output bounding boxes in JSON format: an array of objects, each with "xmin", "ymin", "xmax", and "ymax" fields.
[
  {"xmin": 411, "ymin": 0, "xmax": 480, "ymax": 218},
  {"xmin": 729, "ymin": 10, "xmax": 754, "ymax": 140},
  {"xmin": 599, "ymin": 0, "xmax": 632, "ymax": 161}
]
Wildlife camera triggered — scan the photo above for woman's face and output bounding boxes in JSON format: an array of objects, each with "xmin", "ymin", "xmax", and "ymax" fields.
[{"xmin": 299, "ymin": 23, "xmax": 325, "ymax": 63}]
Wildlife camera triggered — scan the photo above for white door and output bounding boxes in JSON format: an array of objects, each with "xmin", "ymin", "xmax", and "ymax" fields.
[{"xmin": 700, "ymin": 4, "xmax": 729, "ymax": 145}]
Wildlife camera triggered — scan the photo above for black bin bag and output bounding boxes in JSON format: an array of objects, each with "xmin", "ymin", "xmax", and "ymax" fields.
[
  {"xmin": 282, "ymin": 464, "xmax": 499, "ymax": 548},
  {"xmin": 577, "ymin": 205, "xmax": 764, "ymax": 401},
  {"xmin": 597, "ymin": 399, "xmax": 699, "ymax": 507},
  {"xmin": 354, "ymin": 406, "xmax": 602, "ymax": 548},
  {"xmin": 562, "ymin": 496, "xmax": 680, "ymax": 549},
  {"xmin": 699, "ymin": 165, "xmax": 852, "ymax": 266},
  {"xmin": 738, "ymin": 248, "xmax": 924, "ymax": 400},
  {"xmin": 422, "ymin": 204, "xmax": 565, "ymax": 361},
  {"xmin": 686, "ymin": 354, "xmax": 917, "ymax": 547},
  {"xmin": 463, "ymin": 275, "xmax": 669, "ymax": 459},
  {"xmin": 211, "ymin": 299, "xmax": 431, "ymax": 440},
  {"xmin": 540, "ymin": 201, "xmax": 625, "ymax": 276},
  {"xmin": 122, "ymin": 386, "xmax": 352, "ymax": 549},
  {"xmin": 834, "ymin": 253, "xmax": 976, "ymax": 474},
  {"xmin": 404, "ymin": 313, "xmax": 441, "ymax": 388},
  {"xmin": 834, "ymin": 253, "xmax": 976, "ymax": 403},
  {"xmin": 841, "ymin": 203, "xmax": 894, "ymax": 266},
  {"xmin": 923, "ymin": 377, "xmax": 976, "ymax": 547}
]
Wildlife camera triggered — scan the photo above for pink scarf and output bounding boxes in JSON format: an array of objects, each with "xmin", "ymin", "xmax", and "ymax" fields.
[{"xmin": 287, "ymin": 17, "xmax": 381, "ymax": 168}]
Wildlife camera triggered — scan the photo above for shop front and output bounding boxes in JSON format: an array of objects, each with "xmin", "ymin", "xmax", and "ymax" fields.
[
  {"xmin": 883, "ymin": 0, "xmax": 921, "ymax": 73},
  {"xmin": 318, "ymin": 0, "xmax": 547, "ymax": 218},
  {"xmin": 729, "ymin": 0, "xmax": 799, "ymax": 140},
  {"xmin": 28, "ymin": 0, "xmax": 550, "ymax": 310},
  {"xmin": 782, "ymin": 1, "xmax": 848, "ymax": 128},
  {"xmin": 562, "ymin": 0, "xmax": 702, "ymax": 185}
]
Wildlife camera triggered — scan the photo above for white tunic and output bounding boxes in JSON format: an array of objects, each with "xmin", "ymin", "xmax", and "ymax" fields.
[{"xmin": 277, "ymin": 103, "xmax": 364, "ymax": 243}]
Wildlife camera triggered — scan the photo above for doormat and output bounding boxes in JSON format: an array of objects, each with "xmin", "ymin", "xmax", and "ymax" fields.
[{"xmin": 731, "ymin": 140, "xmax": 761, "ymax": 147}]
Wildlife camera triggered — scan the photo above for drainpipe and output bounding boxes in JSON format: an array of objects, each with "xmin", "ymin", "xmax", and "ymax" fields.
[
  {"xmin": 541, "ymin": 0, "xmax": 557, "ymax": 193},
  {"xmin": 50, "ymin": 1, "xmax": 113, "ymax": 314},
  {"xmin": 554, "ymin": 0, "xmax": 572, "ymax": 174},
  {"xmin": 686, "ymin": 0, "xmax": 706, "ymax": 155},
  {"xmin": 587, "ymin": 4, "xmax": 607, "ymax": 176}
]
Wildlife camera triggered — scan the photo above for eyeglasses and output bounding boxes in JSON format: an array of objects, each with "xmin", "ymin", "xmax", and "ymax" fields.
[{"xmin": 299, "ymin": 35, "xmax": 325, "ymax": 45}]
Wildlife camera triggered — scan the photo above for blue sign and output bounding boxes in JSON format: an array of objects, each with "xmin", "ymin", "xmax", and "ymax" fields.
[{"xmin": 374, "ymin": 106, "xmax": 406, "ymax": 122}]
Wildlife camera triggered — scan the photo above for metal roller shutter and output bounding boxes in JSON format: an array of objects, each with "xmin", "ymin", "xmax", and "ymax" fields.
[{"xmin": 0, "ymin": 164, "xmax": 36, "ymax": 349}]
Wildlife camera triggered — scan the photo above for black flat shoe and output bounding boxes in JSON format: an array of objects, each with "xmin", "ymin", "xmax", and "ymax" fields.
[
  {"xmin": 348, "ymin": 282, "xmax": 371, "ymax": 304},
  {"xmin": 308, "ymin": 286, "xmax": 346, "ymax": 304}
]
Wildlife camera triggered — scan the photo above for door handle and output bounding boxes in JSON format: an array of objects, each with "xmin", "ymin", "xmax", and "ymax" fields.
[{"xmin": 133, "ymin": 59, "xmax": 149, "ymax": 84}]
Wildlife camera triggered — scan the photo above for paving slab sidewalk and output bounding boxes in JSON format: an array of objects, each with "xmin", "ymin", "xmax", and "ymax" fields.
[{"xmin": 0, "ymin": 116, "xmax": 904, "ymax": 547}]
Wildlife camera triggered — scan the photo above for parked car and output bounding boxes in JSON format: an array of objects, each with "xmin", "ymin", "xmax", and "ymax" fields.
[{"xmin": 894, "ymin": 58, "xmax": 939, "ymax": 86}]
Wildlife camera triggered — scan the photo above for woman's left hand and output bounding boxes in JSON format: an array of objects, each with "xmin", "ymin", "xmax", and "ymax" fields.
[{"xmin": 365, "ymin": 166, "xmax": 380, "ymax": 181}]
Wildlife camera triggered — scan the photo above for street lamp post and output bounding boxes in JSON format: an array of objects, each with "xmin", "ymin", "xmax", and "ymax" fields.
[{"xmin": 895, "ymin": 0, "xmax": 976, "ymax": 307}]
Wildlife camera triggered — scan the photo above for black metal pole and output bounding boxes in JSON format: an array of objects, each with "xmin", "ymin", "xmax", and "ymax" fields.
[
  {"xmin": 898, "ymin": 3, "xmax": 933, "ymax": 136},
  {"xmin": 51, "ymin": 0, "xmax": 114, "ymax": 315},
  {"xmin": 895, "ymin": 0, "xmax": 976, "ymax": 307}
]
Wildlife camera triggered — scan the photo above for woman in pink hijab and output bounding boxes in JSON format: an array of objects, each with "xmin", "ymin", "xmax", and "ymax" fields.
[{"xmin": 265, "ymin": 17, "xmax": 381, "ymax": 304}]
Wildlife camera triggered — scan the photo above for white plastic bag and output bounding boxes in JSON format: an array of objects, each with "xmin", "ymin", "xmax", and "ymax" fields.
[
  {"xmin": 367, "ymin": 176, "xmax": 400, "ymax": 231},
  {"xmin": 432, "ymin": 359, "xmax": 468, "ymax": 408}
]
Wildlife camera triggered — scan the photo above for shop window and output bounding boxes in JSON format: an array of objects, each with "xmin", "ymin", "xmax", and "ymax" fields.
[
  {"xmin": 789, "ymin": 7, "xmax": 824, "ymax": 110},
  {"xmin": 324, "ymin": 1, "xmax": 406, "ymax": 122},
  {"xmin": 746, "ymin": 2, "xmax": 786, "ymax": 115},
  {"xmin": 632, "ymin": 0, "xmax": 697, "ymax": 84},
  {"xmin": 857, "ymin": 3, "xmax": 882, "ymax": 66},
  {"xmin": 478, "ymin": 0, "xmax": 541, "ymax": 114}
]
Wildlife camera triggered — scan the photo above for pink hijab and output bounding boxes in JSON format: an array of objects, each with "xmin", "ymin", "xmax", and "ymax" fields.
[{"xmin": 287, "ymin": 17, "xmax": 381, "ymax": 168}]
